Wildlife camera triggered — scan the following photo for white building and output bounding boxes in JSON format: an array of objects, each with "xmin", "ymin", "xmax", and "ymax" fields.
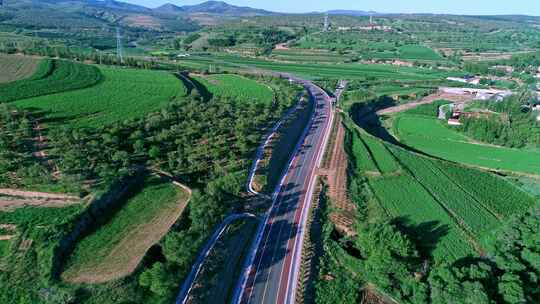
[{"xmin": 447, "ymin": 76, "xmax": 481, "ymax": 85}]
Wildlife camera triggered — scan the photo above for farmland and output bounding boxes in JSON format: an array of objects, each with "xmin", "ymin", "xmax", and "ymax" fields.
[
  {"xmin": 348, "ymin": 128, "xmax": 537, "ymax": 261},
  {"xmin": 392, "ymin": 114, "xmax": 540, "ymax": 175},
  {"xmin": 0, "ymin": 54, "xmax": 40, "ymax": 83},
  {"xmin": 13, "ymin": 66, "xmax": 186, "ymax": 128},
  {"xmin": 398, "ymin": 45, "xmax": 443, "ymax": 61},
  {"xmin": 2, "ymin": 2, "xmax": 540, "ymax": 304},
  {"xmin": 0, "ymin": 59, "xmax": 102, "ymax": 103},
  {"xmin": 177, "ymin": 54, "xmax": 457, "ymax": 80},
  {"xmin": 61, "ymin": 175, "xmax": 190, "ymax": 283},
  {"xmin": 192, "ymin": 74, "xmax": 274, "ymax": 104}
]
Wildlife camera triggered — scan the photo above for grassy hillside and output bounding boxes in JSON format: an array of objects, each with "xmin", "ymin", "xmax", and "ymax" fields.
[
  {"xmin": 0, "ymin": 54, "xmax": 40, "ymax": 83},
  {"xmin": 0, "ymin": 59, "xmax": 102, "ymax": 103},
  {"xmin": 62, "ymin": 176, "xmax": 190, "ymax": 283},
  {"xmin": 192, "ymin": 74, "xmax": 274, "ymax": 104},
  {"xmin": 13, "ymin": 66, "xmax": 187, "ymax": 128}
]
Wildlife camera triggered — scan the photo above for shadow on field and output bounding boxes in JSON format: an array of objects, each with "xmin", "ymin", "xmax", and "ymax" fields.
[{"xmin": 392, "ymin": 216, "xmax": 450, "ymax": 260}]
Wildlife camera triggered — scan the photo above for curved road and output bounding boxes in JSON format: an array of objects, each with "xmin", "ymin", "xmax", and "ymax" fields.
[{"xmin": 234, "ymin": 78, "xmax": 334, "ymax": 304}]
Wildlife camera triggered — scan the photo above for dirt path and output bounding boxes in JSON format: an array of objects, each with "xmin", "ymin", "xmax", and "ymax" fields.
[
  {"xmin": 0, "ymin": 188, "xmax": 81, "ymax": 211},
  {"xmin": 376, "ymin": 91, "xmax": 474, "ymax": 115},
  {"xmin": 0, "ymin": 189, "xmax": 78, "ymax": 200},
  {"xmin": 319, "ymin": 114, "xmax": 357, "ymax": 236},
  {"xmin": 31, "ymin": 118, "xmax": 61, "ymax": 177}
]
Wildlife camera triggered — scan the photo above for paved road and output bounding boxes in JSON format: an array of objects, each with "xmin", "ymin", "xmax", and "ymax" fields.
[{"xmin": 234, "ymin": 78, "xmax": 333, "ymax": 304}]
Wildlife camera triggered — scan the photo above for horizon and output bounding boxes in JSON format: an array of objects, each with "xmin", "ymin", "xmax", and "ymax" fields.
[{"xmin": 121, "ymin": 0, "xmax": 540, "ymax": 16}]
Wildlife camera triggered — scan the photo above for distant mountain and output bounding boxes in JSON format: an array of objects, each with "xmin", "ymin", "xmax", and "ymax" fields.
[
  {"xmin": 85, "ymin": 0, "xmax": 152, "ymax": 13},
  {"xmin": 154, "ymin": 1, "xmax": 275, "ymax": 16},
  {"xmin": 326, "ymin": 10, "xmax": 379, "ymax": 16}
]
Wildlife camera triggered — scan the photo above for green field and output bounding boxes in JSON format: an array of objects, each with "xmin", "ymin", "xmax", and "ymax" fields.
[
  {"xmin": 192, "ymin": 74, "xmax": 274, "ymax": 104},
  {"xmin": 398, "ymin": 45, "xmax": 443, "ymax": 61},
  {"xmin": 62, "ymin": 176, "xmax": 189, "ymax": 283},
  {"xmin": 350, "ymin": 129, "xmax": 537, "ymax": 261},
  {"xmin": 179, "ymin": 54, "xmax": 457, "ymax": 80},
  {"xmin": 393, "ymin": 115, "xmax": 540, "ymax": 175},
  {"xmin": 0, "ymin": 54, "xmax": 40, "ymax": 83},
  {"xmin": 13, "ymin": 66, "xmax": 186, "ymax": 128},
  {"xmin": 0, "ymin": 240, "xmax": 10, "ymax": 257},
  {"xmin": 0, "ymin": 59, "xmax": 102, "ymax": 103}
]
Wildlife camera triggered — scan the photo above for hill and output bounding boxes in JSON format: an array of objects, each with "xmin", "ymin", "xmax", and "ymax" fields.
[
  {"xmin": 326, "ymin": 10, "xmax": 379, "ymax": 16},
  {"xmin": 154, "ymin": 1, "xmax": 275, "ymax": 16}
]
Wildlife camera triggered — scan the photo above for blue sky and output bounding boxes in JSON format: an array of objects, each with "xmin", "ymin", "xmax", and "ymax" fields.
[{"xmin": 123, "ymin": 0, "xmax": 540, "ymax": 15}]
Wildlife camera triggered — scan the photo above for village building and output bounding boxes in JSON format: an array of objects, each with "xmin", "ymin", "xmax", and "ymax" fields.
[{"xmin": 440, "ymin": 87, "xmax": 512, "ymax": 101}]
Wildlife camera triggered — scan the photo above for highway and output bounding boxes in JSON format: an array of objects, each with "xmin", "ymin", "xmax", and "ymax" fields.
[{"xmin": 234, "ymin": 78, "xmax": 333, "ymax": 304}]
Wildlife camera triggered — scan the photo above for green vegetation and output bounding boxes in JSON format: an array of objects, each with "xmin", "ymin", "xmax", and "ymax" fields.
[
  {"xmin": 0, "ymin": 205, "xmax": 85, "ymax": 303},
  {"xmin": 62, "ymin": 175, "xmax": 188, "ymax": 283},
  {"xmin": 0, "ymin": 54, "xmax": 40, "ymax": 83},
  {"xmin": 358, "ymin": 132, "xmax": 400, "ymax": 174},
  {"xmin": 393, "ymin": 114, "xmax": 540, "ymax": 175},
  {"xmin": 14, "ymin": 66, "xmax": 185, "ymax": 128},
  {"xmin": 0, "ymin": 59, "xmax": 102, "ymax": 103},
  {"xmin": 315, "ymin": 114, "xmax": 540, "ymax": 304},
  {"xmin": 0, "ymin": 67, "xmax": 301, "ymax": 303},
  {"xmin": 178, "ymin": 54, "xmax": 454, "ymax": 80},
  {"xmin": 458, "ymin": 97, "xmax": 540, "ymax": 148},
  {"xmin": 192, "ymin": 74, "xmax": 274, "ymax": 104},
  {"xmin": 398, "ymin": 45, "xmax": 443, "ymax": 61},
  {"xmin": 0, "ymin": 104, "xmax": 73, "ymax": 192},
  {"xmin": 403, "ymin": 100, "xmax": 452, "ymax": 116}
]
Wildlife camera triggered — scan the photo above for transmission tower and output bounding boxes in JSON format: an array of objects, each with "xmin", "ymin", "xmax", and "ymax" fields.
[
  {"xmin": 324, "ymin": 14, "xmax": 329, "ymax": 32},
  {"xmin": 116, "ymin": 27, "xmax": 124, "ymax": 64}
]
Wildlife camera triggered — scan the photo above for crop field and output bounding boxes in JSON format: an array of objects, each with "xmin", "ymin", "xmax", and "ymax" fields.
[
  {"xmin": 349, "ymin": 129, "xmax": 538, "ymax": 261},
  {"xmin": 350, "ymin": 129, "xmax": 378, "ymax": 173},
  {"xmin": 178, "ymin": 54, "xmax": 455, "ymax": 80},
  {"xmin": 393, "ymin": 115, "xmax": 540, "ymax": 175},
  {"xmin": 0, "ymin": 54, "xmax": 40, "ymax": 83},
  {"xmin": 356, "ymin": 130, "xmax": 400, "ymax": 174},
  {"xmin": 192, "ymin": 74, "xmax": 274, "ymax": 104},
  {"xmin": 61, "ymin": 176, "xmax": 190, "ymax": 283},
  {"xmin": 398, "ymin": 45, "xmax": 443, "ymax": 61},
  {"xmin": 0, "ymin": 59, "xmax": 102, "ymax": 103},
  {"xmin": 13, "ymin": 66, "xmax": 186, "ymax": 128},
  {"xmin": 270, "ymin": 49, "xmax": 351, "ymax": 63}
]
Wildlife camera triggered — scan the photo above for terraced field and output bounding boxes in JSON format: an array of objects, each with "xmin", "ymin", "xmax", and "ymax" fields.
[
  {"xmin": 350, "ymin": 129, "xmax": 537, "ymax": 261},
  {"xmin": 0, "ymin": 59, "xmax": 102, "ymax": 103},
  {"xmin": 0, "ymin": 54, "xmax": 40, "ymax": 83},
  {"xmin": 61, "ymin": 176, "xmax": 190, "ymax": 283},
  {"xmin": 192, "ymin": 74, "xmax": 274, "ymax": 104},
  {"xmin": 178, "ymin": 54, "xmax": 456, "ymax": 80},
  {"xmin": 393, "ymin": 114, "xmax": 540, "ymax": 175},
  {"xmin": 13, "ymin": 66, "xmax": 187, "ymax": 128}
]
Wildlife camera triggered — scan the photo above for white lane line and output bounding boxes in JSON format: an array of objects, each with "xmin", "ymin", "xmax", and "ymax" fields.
[
  {"xmin": 287, "ymin": 94, "xmax": 333, "ymax": 304},
  {"xmin": 261, "ymin": 131, "xmax": 313, "ymax": 304}
]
